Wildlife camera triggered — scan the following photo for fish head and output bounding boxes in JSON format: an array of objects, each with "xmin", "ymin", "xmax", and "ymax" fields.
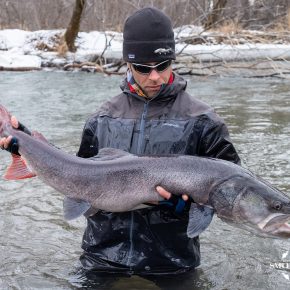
[{"xmin": 231, "ymin": 175, "xmax": 290, "ymax": 238}]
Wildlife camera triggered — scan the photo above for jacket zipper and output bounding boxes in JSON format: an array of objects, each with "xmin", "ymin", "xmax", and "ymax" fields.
[
  {"xmin": 127, "ymin": 211, "xmax": 134, "ymax": 270},
  {"xmin": 137, "ymin": 102, "xmax": 149, "ymax": 154},
  {"xmin": 127, "ymin": 102, "xmax": 148, "ymax": 269}
]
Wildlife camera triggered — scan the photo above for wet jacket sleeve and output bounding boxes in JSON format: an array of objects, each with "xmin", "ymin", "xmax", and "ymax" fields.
[
  {"xmin": 200, "ymin": 118, "xmax": 241, "ymax": 165},
  {"xmin": 77, "ymin": 118, "xmax": 99, "ymax": 158}
]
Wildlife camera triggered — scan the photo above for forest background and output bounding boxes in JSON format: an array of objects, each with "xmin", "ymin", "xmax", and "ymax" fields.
[
  {"xmin": 1, "ymin": 0, "xmax": 290, "ymax": 77},
  {"xmin": 1, "ymin": 0, "xmax": 289, "ymax": 33}
]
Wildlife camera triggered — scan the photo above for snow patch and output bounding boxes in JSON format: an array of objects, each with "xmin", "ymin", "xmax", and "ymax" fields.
[
  {"xmin": 0, "ymin": 28, "xmax": 290, "ymax": 69},
  {"xmin": 0, "ymin": 52, "xmax": 41, "ymax": 68}
]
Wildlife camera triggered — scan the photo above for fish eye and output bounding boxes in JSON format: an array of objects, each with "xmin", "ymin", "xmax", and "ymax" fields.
[{"xmin": 272, "ymin": 201, "xmax": 282, "ymax": 210}]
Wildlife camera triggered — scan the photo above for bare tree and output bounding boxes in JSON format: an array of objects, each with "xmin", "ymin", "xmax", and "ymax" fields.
[
  {"xmin": 64, "ymin": 0, "xmax": 86, "ymax": 52},
  {"xmin": 203, "ymin": 0, "xmax": 228, "ymax": 30}
]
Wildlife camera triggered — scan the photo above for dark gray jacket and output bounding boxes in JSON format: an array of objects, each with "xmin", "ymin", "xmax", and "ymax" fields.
[{"xmin": 77, "ymin": 74, "xmax": 240, "ymax": 275}]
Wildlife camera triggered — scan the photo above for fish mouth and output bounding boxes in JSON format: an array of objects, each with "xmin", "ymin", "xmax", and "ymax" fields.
[{"xmin": 258, "ymin": 213, "xmax": 290, "ymax": 238}]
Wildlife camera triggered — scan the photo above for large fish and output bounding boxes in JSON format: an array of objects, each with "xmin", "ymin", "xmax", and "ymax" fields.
[{"xmin": 1, "ymin": 104, "xmax": 290, "ymax": 239}]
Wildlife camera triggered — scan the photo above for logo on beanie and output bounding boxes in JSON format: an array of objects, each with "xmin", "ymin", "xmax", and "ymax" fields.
[
  {"xmin": 154, "ymin": 48, "xmax": 172, "ymax": 55},
  {"xmin": 128, "ymin": 54, "xmax": 135, "ymax": 59}
]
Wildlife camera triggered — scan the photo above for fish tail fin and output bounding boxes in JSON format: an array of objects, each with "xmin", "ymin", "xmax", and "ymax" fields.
[
  {"xmin": 0, "ymin": 104, "xmax": 12, "ymax": 136},
  {"xmin": 4, "ymin": 154, "xmax": 36, "ymax": 180}
]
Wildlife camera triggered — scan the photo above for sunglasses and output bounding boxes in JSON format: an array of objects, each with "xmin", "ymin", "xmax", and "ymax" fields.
[{"xmin": 131, "ymin": 60, "xmax": 172, "ymax": 75}]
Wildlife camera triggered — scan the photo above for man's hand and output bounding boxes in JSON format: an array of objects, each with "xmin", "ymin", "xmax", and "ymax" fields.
[
  {"xmin": 156, "ymin": 186, "xmax": 192, "ymax": 214},
  {"xmin": 156, "ymin": 186, "xmax": 189, "ymax": 202},
  {"xmin": 0, "ymin": 116, "xmax": 19, "ymax": 149},
  {"xmin": 0, "ymin": 116, "xmax": 30, "ymax": 155}
]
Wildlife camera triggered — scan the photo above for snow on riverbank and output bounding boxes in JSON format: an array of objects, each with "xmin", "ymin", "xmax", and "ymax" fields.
[{"xmin": 0, "ymin": 26, "xmax": 290, "ymax": 77}]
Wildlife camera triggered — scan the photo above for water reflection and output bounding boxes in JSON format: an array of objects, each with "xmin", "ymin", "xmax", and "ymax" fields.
[{"xmin": 0, "ymin": 72, "xmax": 290, "ymax": 289}]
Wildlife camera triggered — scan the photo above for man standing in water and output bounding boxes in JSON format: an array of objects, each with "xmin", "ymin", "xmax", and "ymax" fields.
[
  {"xmin": 76, "ymin": 6, "xmax": 240, "ymax": 278},
  {"xmin": 1, "ymin": 6, "xmax": 240, "ymax": 286}
]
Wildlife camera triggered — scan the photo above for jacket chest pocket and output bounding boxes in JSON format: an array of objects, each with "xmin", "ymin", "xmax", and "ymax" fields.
[
  {"xmin": 145, "ymin": 120, "xmax": 193, "ymax": 154},
  {"xmin": 97, "ymin": 117, "xmax": 135, "ymax": 151}
]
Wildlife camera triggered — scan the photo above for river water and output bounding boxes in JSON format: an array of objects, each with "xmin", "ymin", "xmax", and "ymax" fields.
[{"xmin": 0, "ymin": 71, "xmax": 290, "ymax": 290}]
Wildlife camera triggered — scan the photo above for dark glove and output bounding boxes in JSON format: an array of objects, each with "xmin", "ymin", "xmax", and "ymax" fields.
[
  {"xmin": 18, "ymin": 122, "xmax": 31, "ymax": 135},
  {"xmin": 6, "ymin": 136, "xmax": 20, "ymax": 155},
  {"xmin": 158, "ymin": 194, "xmax": 193, "ymax": 214},
  {"xmin": 4, "ymin": 122, "xmax": 31, "ymax": 156}
]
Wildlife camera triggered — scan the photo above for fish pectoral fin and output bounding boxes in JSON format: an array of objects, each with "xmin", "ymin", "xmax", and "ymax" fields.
[
  {"xmin": 187, "ymin": 204, "xmax": 214, "ymax": 238},
  {"xmin": 90, "ymin": 147, "xmax": 132, "ymax": 161},
  {"xmin": 63, "ymin": 197, "xmax": 93, "ymax": 220},
  {"xmin": 4, "ymin": 154, "xmax": 36, "ymax": 180},
  {"xmin": 83, "ymin": 206, "xmax": 99, "ymax": 218}
]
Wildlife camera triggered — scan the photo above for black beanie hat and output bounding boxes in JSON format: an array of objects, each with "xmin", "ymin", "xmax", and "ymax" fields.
[{"xmin": 123, "ymin": 7, "xmax": 176, "ymax": 63}]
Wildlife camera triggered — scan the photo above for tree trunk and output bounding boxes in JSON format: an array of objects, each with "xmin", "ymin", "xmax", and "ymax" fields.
[
  {"xmin": 203, "ymin": 0, "xmax": 228, "ymax": 30},
  {"xmin": 64, "ymin": 0, "xmax": 86, "ymax": 52}
]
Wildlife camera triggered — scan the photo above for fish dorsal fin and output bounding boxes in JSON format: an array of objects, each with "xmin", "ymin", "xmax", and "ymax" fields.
[
  {"xmin": 63, "ymin": 197, "xmax": 95, "ymax": 220},
  {"xmin": 187, "ymin": 204, "xmax": 214, "ymax": 238},
  {"xmin": 31, "ymin": 130, "xmax": 49, "ymax": 144},
  {"xmin": 4, "ymin": 154, "xmax": 36, "ymax": 180},
  {"xmin": 90, "ymin": 148, "xmax": 132, "ymax": 161}
]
